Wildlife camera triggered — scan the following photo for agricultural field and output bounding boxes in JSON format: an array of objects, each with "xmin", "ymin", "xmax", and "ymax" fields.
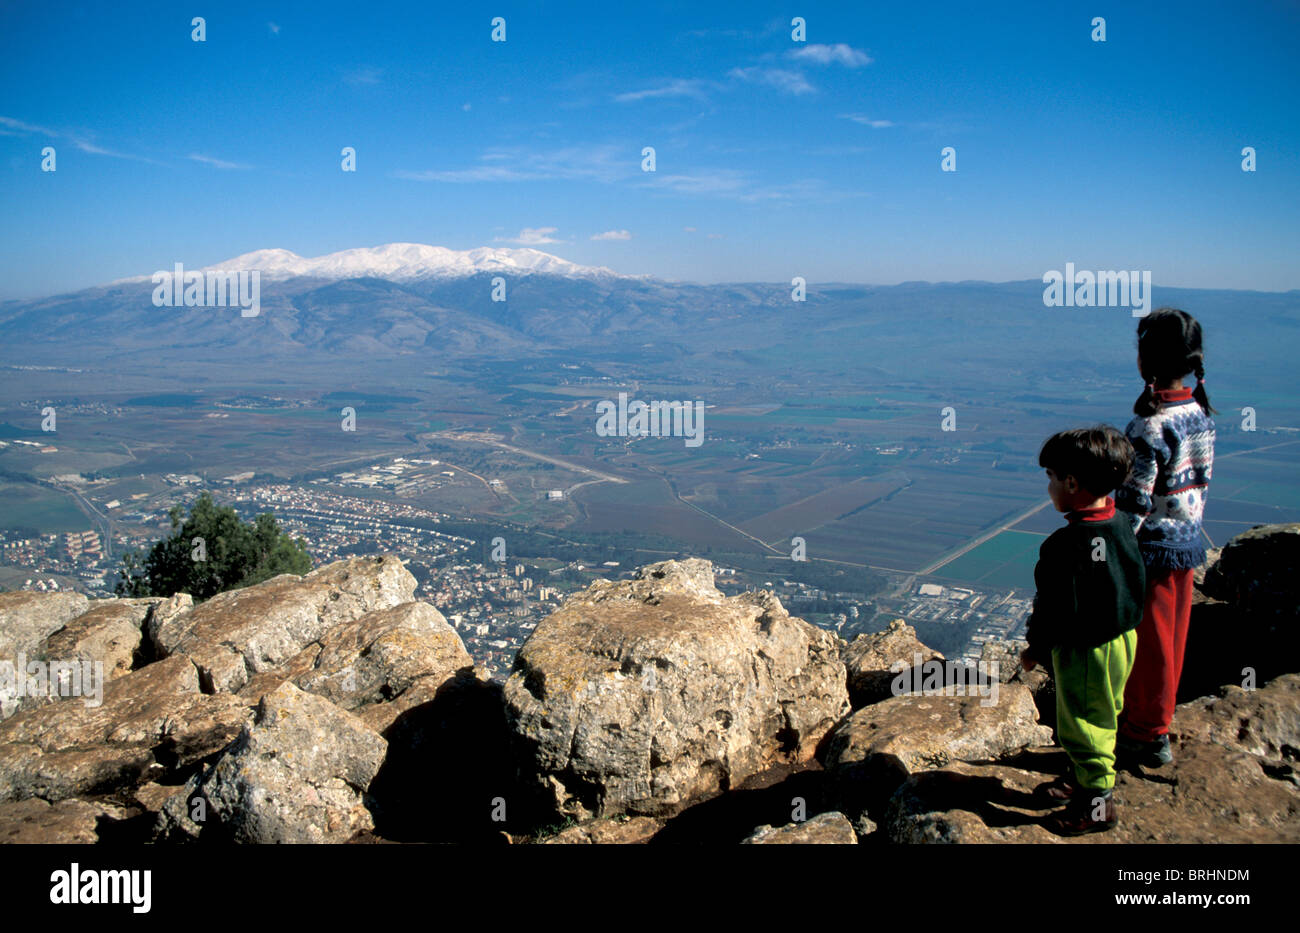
[{"xmin": 929, "ymin": 529, "xmax": 1044, "ymax": 590}]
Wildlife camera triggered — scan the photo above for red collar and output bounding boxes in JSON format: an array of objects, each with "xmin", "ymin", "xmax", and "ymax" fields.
[
  {"xmin": 1155, "ymin": 385, "xmax": 1194, "ymax": 402},
  {"xmin": 1067, "ymin": 496, "xmax": 1116, "ymax": 523}
]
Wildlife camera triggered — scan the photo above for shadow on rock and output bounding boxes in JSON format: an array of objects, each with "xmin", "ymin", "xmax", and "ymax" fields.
[
  {"xmin": 648, "ymin": 764, "xmax": 832, "ymax": 844},
  {"xmin": 367, "ymin": 670, "xmax": 539, "ymax": 842}
]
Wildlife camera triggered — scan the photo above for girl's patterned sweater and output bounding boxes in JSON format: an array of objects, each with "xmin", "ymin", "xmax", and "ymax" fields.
[{"xmin": 1115, "ymin": 385, "xmax": 1216, "ymax": 571}]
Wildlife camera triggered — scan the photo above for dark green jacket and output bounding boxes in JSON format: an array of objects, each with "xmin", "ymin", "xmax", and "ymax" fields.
[{"xmin": 1024, "ymin": 499, "xmax": 1145, "ymax": 666}]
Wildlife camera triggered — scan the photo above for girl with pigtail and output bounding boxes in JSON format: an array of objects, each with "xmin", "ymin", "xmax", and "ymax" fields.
[{"xmin": 1114, "ymin": 308, "xmax": 1217, "ymax": 768}]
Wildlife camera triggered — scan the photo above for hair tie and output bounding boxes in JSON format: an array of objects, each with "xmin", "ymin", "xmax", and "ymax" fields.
[
  {"xmin": 1145, "ymin": 382, "xmax": 1155, "ymax": 392},
  {"xmin": 1197, "ymin": 376, "xmax": 1205, "ymax": 385}
]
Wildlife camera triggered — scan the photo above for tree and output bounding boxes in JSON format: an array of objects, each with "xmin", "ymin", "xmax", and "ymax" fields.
[{"xmin": 114, "ymin": 491, "xmax": 312, "ymax": 601}]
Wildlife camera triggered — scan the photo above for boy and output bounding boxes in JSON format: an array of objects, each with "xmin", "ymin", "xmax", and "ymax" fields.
[{"xmin": 1020, "ymin": 426, "xmax": 1145, "ymax": 835}]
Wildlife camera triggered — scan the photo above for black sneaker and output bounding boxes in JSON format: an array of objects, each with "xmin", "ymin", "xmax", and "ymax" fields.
[{"xmin": 1117, "ymin": 733, "xmax": 1172, "ymax": 769}]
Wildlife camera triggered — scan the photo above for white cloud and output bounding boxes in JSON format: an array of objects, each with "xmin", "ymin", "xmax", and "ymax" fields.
[
  {"xmin": 841, "ymin": 114, "xmax": 895, "ymax": 128},
  {"xmin": 400, "ymin": 143, "xmax": 864, "ymax": 204},
  {"xmin": 727, "ymin": 67, "xmax": 815, "ymax": 95},
  {"xmin": 591, "ymin": 230, "xmax": 632, "ymax": 241},
  {"xmin": 788, "ymin": 44, "xmax": 872, "ymax": 67},
  {"xmin": 71, "ymin": 138, "xmax": 158, "ymax": 163},
  {"xmin": 0, "ymin": 115, "xmax": 57, "ymax": 136},
  {"xmin": 644, "ymin": 168, "xmax": 749, "ymax": 196},
  {"xmin": 2, "ymin": 116, "xmax": 158, "ymax": 162},
  {"xmin": 398, "ymin": 144, "xmax": 633, "ymax": 185},
  {"xmin": 495, "ymin": 227, "xmax": 562, "ymax": 245},
  {"xmin": 614, "ymin": 79, "xmax": 712, "ymax": 103},
  {"xmin": 683, "ymin": 226, "xmax": 697, "ymax": 232},
  {"xmin": 187, "ymin": 153, "xmax": 252, "ymax": 170},
  {"xmin": 268, "ymin": 22, "xmax": 280, "ymax": 35}
]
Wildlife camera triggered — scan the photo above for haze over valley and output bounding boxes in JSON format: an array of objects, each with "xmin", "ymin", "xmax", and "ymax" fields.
[{"xmin": 3, "ymin": 245, "xmax": 1297, "ymax": 677}]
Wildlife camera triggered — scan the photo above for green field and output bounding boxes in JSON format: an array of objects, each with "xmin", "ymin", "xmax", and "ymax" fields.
[
  {"xmin": 932, "ymin": 529, "xmax": 1044, "ymax": 590},
  {"xmin": 0, "ymin": 481, "xmax": 92, "ymax": 533}
]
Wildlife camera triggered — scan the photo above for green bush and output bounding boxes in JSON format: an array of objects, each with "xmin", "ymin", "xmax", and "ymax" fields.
[{"xmin": 114, "ymin": 491, "xmax": 312, "ymax": 601}]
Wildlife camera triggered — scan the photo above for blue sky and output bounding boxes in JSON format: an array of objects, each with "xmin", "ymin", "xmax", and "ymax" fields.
[{"xmin": 2, "ymin": 0, "xmax": 1298, "ymax": 298}]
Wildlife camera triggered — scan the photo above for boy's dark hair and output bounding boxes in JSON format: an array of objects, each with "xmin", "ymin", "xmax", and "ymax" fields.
[
  {"xmin": 1134, "ymin": 307, "xmax": 1217, "ymax": 416},
  {"xmin": 1038, "ymin": 425, "xmax": 1135, "ymax": 497}
]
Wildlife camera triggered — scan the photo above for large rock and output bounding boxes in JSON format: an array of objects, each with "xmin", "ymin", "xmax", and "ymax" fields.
[
  {"xmin": 0, "ymin": 591, "xmax": 91, "ymax": 718},
  {"xmin": 843, "ymin": 619, "xmax": 944, "ymax": 707},
  {"xmin": 141, "ymin": 593, "xmax": 192, "ymax": 662},
  {"xmin": 539, "ymin": 815, "xmax": 663, "ymax": 844},
  {"xmin": 822, "ymin": 681, "xmax": 1052, "ymax": 824},
  {"xmin": 503, "ymin": 559, "xmax": 850, "ymax": 822},
  {"xmin": 0, "ymin": 655, "xmax": 253, "ymax": 803},
  {"xmin": 824, "ymin": 682, "xmax": 1052, "ymax": 777},
  {"xmin": 43, "ymin": 598, "xmax": 153, "ymax": 683},
  {"xmin": 1182, "ymin": 527, "xmax": 1300, "ymax": 701},
  {"xmin": 165, "ymin": 682, "xmax": 387, "ymax": 843},
  {"xmin": 980, "ymin": 640, "xmax": 1050, "ymax": 693},
  {"xmin": 741, "ymin": 811, "xmax": 857, "ymax": 844},
  {"xmin": 3, "ymin": 597, "xmax": 157, "ymax": 721},
  {"xmin": 237, "ymin": 601, "xmax": 473, "ymax": 734},
  {"xmin": 0, "ymin": 590, "xmax": 90, "ymax": 658},
  {"xmin": 150, "ymin": 554, "xmax": 417, "ymax": 693},
  {"xmin": 1203, "ymin": 523, "xmax": 1300, "ymax": 621}
]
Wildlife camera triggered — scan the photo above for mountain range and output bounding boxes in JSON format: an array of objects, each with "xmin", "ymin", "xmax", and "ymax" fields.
[
  {"xmin": 1, "ymin": 244, "xmax": 1297, "ymax": 393},
  {"xmin": 112, "ymin": 243, "xmax": 638, "ymax": 286}
]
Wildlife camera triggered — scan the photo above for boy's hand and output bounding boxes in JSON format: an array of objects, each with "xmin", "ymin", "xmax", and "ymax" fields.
[{"xmin": 1019, "ymin": 648, "xmax": 1037, "ymax": 671}]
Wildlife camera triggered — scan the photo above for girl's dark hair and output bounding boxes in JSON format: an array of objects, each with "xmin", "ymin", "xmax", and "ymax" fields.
[{"xmin": 1133, "ymin": 307, "xmax": 1217, "ymax": 417}]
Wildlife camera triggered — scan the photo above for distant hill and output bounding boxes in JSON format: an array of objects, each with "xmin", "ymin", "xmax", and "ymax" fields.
[{"xmin": 1, "ymin": 245, "xmax": 1297, "ymax": 394}]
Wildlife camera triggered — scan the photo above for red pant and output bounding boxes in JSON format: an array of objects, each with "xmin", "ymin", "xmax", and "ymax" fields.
[{"xmin": 1119, "ymin": 567, "xmax": 1194, "ymax": 741}]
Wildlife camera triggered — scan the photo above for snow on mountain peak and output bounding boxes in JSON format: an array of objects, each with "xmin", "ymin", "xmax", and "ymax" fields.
[{"xmin": 194, "ymin": 243, "xmax": 637, "ymax": 282}]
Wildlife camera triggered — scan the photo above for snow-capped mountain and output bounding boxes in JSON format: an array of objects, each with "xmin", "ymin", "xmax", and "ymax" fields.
[{"xmin": 120, "ymin": 243, "xmax": 640, "ymax": 284}]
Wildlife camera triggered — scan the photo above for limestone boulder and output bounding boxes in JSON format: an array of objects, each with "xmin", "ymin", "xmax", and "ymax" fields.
[
  {"xmin": 824, "ymin": 682, "xmax": 1053, "ymax": 777},
  {"xmin": 0, "ymin": 590, "xmax": 90, "ymax": 659},
  {"xmin": 741, "ymin": 811, "xmax": 857, "ymax": 844},
  {"xmin": 150, "ymin": 554, "xmax": 417, "ymax": 693},
  {"xmin": 168, "ymin": 682, "xmax": 387, "ymax": 843},
  {"xmin": 539, "ymin": 815, "xmax": 663, "ymax": 844},
  {"xmin": 0, "ymin": 655, "xmax": 253, "ymax": 802},
  {"xmin": 43, "ymin": 598, "xmax": 153, "ymax": 683},
  {"xmin": 503, "ymin": 559, "xmax": 849, "ymax": 822},
  {"xmin": 237, "ymin": 600, "xmax": 473, "ymax": 734},
  {"xmin": 1202, "ymin": 523, "xmax": 1300, "ymax": 622},
  {"xmin": 843, "ymin": 619, "xmax": 944, "ymax": 707},
  {"xmin": 0, "ymin": 590, "xmax": 91, "ymax": 718}
]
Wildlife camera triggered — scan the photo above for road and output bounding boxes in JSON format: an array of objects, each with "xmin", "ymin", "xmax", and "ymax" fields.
[
  {"xmin": 424, "ymin": 431, "xmax": 628, "ymax": 485},
  {"xmin": 45, "ymin": 478, "xmax": 115, "ymax": 561}
]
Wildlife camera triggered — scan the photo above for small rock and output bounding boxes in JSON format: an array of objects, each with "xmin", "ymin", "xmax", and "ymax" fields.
[{"xmin": 741, "ymin": 811, "xmax": 857, "ymax": 844}]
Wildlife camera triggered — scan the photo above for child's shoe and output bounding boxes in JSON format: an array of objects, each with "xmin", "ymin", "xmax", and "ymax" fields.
[
  {"xmin": 1117, "ymin": 733, "xmax": 1172, "ymax": 769},
  {"xmin": 1048, "ymin": 790, "xmax": 1117, "ymax": 836},
  {"xmin": 1034, "ymin": 776, "xmax": 1078, "ymax": 800}
]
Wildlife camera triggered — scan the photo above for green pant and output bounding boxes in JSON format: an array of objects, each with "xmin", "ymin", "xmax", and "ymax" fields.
[{"xmin": 1052, "ymin": 629, "xmax": 1138, "ymax": 792}]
